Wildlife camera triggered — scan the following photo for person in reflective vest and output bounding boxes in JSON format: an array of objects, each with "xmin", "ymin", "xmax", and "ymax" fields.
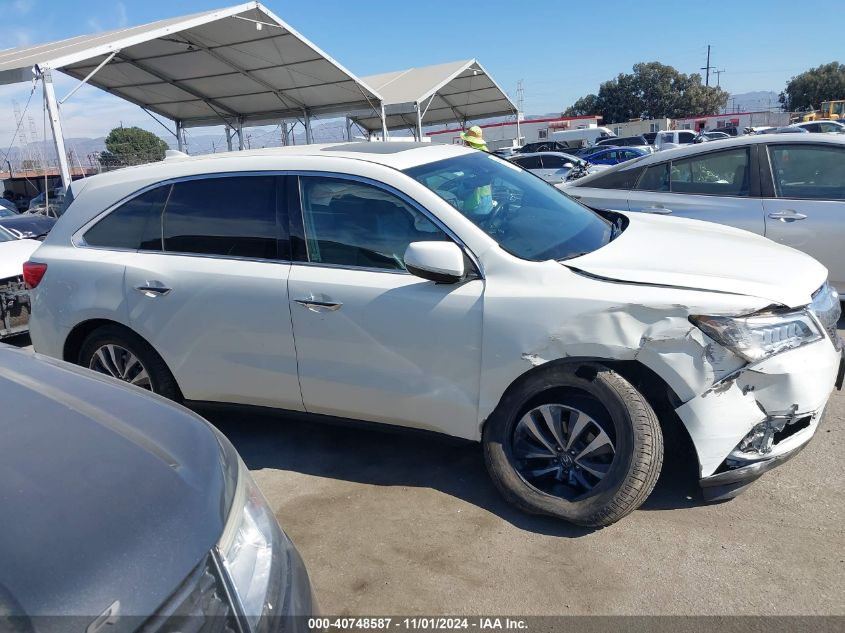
[{"xmin": 459, "ymin": 126, "xmax": 494, "ymax": 215}]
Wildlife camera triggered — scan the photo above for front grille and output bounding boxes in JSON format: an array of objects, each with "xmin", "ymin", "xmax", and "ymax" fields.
[
  {"xmin": 0, "ymin": 275, "xmax": 30, "ymax": 336},
  {"xmin": 139, "ymin": 553, "xmax": 239, "ymax": 633}
]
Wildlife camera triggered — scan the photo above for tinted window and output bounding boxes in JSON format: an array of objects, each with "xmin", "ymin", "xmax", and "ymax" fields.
[
  {"xmin": 512, "ymin": 156, "xmax": 542, "ymax": 169},
  {"xmin": 406, "ymin": 152, "xmax": 612, "ymax": 262},
  {"xmin": 803, "ymin": 123, "xmax": 821, "ymax": 133},
  {"xmin": 768, "ymin": 144, "xmax": 845, "ymax": 200},
  {"xmin": 637, "ymin": 163, "xmax": 670, "ymax": 191},
  {"xmin": 84, "ymin": 185, "xmax": 168, "ymax": 250},
  {"xmin": 679, "ymin": 132, "xmax": 697, "ymax": 143},
  {"xmin": 299, "ymin": 176, "xmax": 449, "ymax": 271},
  {"xmin": 670, "ymin": 148, "xmax": 749, "ymax": 196},
  {"xmin": 162, "ymin": 176, "xmax": 283, "ymax": 259},
  {"xmin": 541, "ymin": 155, "xmax": 566, "ymax": 168},
  {"xmin": 580, "ymin": 166, "xmax": 645, "ymax": 190}
]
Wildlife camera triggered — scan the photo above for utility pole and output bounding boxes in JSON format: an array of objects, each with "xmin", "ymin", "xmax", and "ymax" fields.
[
  {"xmin": 713, "ymin": 69, "xmax": 725, "ymax": 87},
  {"xmin": 516, "ymin": 79, "xmax": 524, "ymax": 145},
  {"xmin": 701, "ymin": 45, "xmax": 714, "ymax": 87}
]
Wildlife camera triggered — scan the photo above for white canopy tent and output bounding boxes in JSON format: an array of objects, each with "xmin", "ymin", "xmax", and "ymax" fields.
[
  {"xmin": 351, "ymin": 59, "xmax": 518, "ymax": 140},
  {"xmin": 0, "ymin": 2, "xmax": 385, "ymax": 189}
]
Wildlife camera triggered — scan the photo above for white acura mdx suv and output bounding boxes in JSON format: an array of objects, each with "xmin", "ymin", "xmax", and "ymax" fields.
[{"xmin": 25, "ymin": 143, "xmax": 842, "ymax": 527}]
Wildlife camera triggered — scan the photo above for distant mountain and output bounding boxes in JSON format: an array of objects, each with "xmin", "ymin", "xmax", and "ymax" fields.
[{"xmin": 727, "ymin": 91, "xmax": 780, "ymax": 113}]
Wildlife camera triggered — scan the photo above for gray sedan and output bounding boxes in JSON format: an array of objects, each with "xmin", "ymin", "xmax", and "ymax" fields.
[
  {"xmin": 564, "ymin": 134, "xmax": 845, "ymax": 290},
  {"xmin": 0, "ymin": 344, "xmax": 316, "ymax": 628}
]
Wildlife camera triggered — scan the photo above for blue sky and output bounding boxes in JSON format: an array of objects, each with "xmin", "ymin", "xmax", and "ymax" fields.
[{"xmin": 1, "ymin": 0, "xmax": 842, "ymax": 144}]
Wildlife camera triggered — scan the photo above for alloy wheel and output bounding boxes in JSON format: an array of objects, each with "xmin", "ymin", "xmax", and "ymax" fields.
[
  {"xmin": 512, "ymin": 402, "xmax": 616, "ymax": 500},
  {"xmin": 88, "ymin": 344, "xmax": 152, "ymax": 390}
]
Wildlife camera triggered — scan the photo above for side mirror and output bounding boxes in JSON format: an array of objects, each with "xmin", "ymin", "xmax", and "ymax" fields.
[{"xmin": 404, "ymin": 241, "xmax": 466, "ymax": 284}]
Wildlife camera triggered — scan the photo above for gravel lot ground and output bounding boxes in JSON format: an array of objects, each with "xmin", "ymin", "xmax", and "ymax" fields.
[{"xmin": 8, "ymin": 326, "xmax": 844, "ymax": 616}]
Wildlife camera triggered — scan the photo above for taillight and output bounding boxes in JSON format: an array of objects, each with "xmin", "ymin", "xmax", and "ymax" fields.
[{"xmin": 22, "ymin": 261, "xmax": 47, "ymax": 289}]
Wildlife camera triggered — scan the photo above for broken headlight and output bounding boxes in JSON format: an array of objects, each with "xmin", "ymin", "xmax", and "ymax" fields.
[{"xmin": 690, "ymin": 310, "xmax": 823, "ymax": 362}]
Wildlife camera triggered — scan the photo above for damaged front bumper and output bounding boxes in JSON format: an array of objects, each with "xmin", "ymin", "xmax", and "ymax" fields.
[{"xmin": 675, "ymin": 338, "xmax": 841, "ymax": 500}]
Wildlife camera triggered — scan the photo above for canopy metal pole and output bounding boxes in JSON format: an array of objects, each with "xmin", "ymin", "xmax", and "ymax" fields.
[
  {"xmin": 381, "ymin": 104, "xmax": 388, "ymax": 141},
  {"xmin": 416, "ymin": 105, "xmax": 423, "ymax": 142},
  {"xmin": 237, "ymin": 118, "xmax": 244, "ymax": 150},
  {"xmin": 41, "ymin": 68, "xmax": 71, "ymax": 191},
  {"xmin": 345, "ymin": 117, "xmax": 353, "ymax": 141},
  {"xmin": 303, "ymin": 110, "xmax": 313, "ymax": 144},
  {"xmin": 225, "ymin": 125, "xmax": 233, "ymax": 151},
  {"xmin": 176, "ymin": 120, "xmax": 184, "ymax": 152}
]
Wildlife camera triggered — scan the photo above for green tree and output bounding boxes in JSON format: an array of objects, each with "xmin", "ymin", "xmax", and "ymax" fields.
[
  {"xmin": 99, "ymin": 126, "xmax": 169, "ymax": 167},
  {"xmin": 564, "ymin": 62, "xmax": 729, "ymax": 124},
  {"xmin": 779, "ymin": 62, "xmax": 845, "ymax": 111}
]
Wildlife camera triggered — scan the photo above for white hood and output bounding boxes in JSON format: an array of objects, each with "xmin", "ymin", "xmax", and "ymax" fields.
[
  {"xmin": 0, "ymin": 239, "xmax": 39, "ymax": 279},
  {"xmin": 566, "ymin": 212, "xmax": 827, "ymax": 308}
]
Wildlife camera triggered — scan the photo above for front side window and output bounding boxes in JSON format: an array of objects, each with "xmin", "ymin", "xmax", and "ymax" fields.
[
  {"xmin": 540, "ymin": 155, "xmax": 566, "ymax": 169},
  {"xmin": 299, "ymin": 176, "xmax": 449, "ymax": 271},
  {"xmin": 669, "ymin": 148, "xmax": 749, "ymax": 196},
  {"xmin": 83, "ymin": 185, "xmax": 169, "ymax": 250},
  {"xmin": 162, "ymin": 176, "xmax": 282, "ymax": 259},
  {"xmin": 637, "ymin": 163, "xmax": 670, "ymax": 191},
  {"xmin": 768, "ymin": 144, "xmax": 845, "ymax": 200},
  {"xmin": 405, "ymin": 151, "xmax": 612, "ymax": 261},
  {"xmin": 679, "ymin": 132, "xmax": 697, "ymax": 143}
]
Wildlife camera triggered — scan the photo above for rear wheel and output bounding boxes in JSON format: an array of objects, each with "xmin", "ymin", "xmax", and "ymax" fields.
[
  {"xmin": 78, "ymin": 325, "xmax": 181, "ymax": 401},
  {"xmin": 483, "ymin": 363, "xmax": 663, "ymax": 527}
]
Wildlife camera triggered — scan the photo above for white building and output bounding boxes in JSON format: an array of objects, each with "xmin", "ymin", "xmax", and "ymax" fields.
[
  {"xmin": 673, "ymin": 111, "xmax": 790, "ymax": 132},
  {"xmin": 606, "ymin": 118, "xmax": 672, "ymax": 137},
  {"xmin": 426, "ymin": 115, "xmax": 602, "ymax": 149}
]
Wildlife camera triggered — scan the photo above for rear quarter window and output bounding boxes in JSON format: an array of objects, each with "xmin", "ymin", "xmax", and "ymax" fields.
[
  {"xmin": 578, "ymin": 166, "xmax": 645, "ymax": 190},
  {"xmin": 83, "ymin": 185, "xmax": 168, "ymax": 250}
]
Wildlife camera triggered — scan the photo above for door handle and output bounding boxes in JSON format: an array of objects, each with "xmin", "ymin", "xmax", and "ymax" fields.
[
  {"xmin": 643, "ymin": 206, "xmax": 673, "ymax": 214},
  {"xmin": 134, "ymin": 281, "xmax": 171, "ymax": 297},
  {"xmin": 294, "ymin": 298, "xmax": 343, "ymax": 312},
  {"xmin": 768, "ymin": 210, "xmax": 807, "ymax": 222}
]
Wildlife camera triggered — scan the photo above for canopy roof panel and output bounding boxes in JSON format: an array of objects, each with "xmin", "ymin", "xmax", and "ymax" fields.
[
  {"xmin": 353, "ymin": 59, "xmax": 516, "ymax": 132},
  {"xmin": 0, "ymin": 2, "xmax": 383, "ymax": 128}
]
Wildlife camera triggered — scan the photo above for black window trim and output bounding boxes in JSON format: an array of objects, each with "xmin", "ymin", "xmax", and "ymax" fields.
[
  {"xmin": 287, "ymin": 170, "xmax": 483, "ymax": 279},
  {"xmin": 763, "ymin": 142, "xmax": 845, "ymax": 201},
  {"xmin": 75, "ymin": 171, "xmax": 293, "ymax": 264}
]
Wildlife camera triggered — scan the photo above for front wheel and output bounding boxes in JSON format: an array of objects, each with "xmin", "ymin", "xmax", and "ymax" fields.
[{"xmin": 483, "ymin": 364, "xmax": 663, "ymax": 527}]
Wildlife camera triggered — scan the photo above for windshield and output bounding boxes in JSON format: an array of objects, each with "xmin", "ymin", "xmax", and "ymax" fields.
[
  {"xmin": 0, "ymin": 207, "xmax": 16, "ymax": 218},
  {"xmin": 404, "ymin": 152, "xmax": 612, "ymax": 261}
]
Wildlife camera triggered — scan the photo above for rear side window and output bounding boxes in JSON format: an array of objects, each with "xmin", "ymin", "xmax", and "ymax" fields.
[
  {"xmin": 162, "ymin": 176, "xmax": 284, "ymax": 259},
  {"xmin": 669, "ymin": 148, "xmax": 749, "ymax": 196},
  {"xmin": 768, "ymin": 144, "xmax": 845, "ymax": 200},
  {"xmin": 512, "ymin": 156, "xmax": 542, "ymax": 169},
  {"xmin": 83, "ymin": 185, "xmax": 168, "ymax": 250},
  {"xmin": 636, "ymin": 163, "xmax": 670, "ymax": 191},
  {"xmin": 578, "ymin": 166, "xmax": 645, "ymax": 190}
]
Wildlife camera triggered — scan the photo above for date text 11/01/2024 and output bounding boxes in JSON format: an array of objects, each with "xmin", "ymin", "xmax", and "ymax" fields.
[{"xmin": 308, "ymin": 618, "xmax": 529, "ymax": 630}]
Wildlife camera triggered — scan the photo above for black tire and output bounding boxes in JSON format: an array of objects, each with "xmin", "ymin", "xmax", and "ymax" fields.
[
  {"xmin": 483, "ymin": 363, "xmax": 663, "ymax": 527},
  {"xmin": 78, "ymin": 324, "xmax": 182, "ymax": 401}
]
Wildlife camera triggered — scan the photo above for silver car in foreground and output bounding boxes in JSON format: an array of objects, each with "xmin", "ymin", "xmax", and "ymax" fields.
[{"xmin": 564, "ymin": 134, "xmax": 845, "ymax": 290}]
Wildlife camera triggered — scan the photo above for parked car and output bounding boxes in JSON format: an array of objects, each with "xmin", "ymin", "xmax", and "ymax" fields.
[
  {"xmin": 550, "ymin": 126, "xmax": 616, "ymax": 148},
  {"xmin": 698, "ymin": 131, "xmax": 731, "ymax": 141},
  {"xmin": 0, "ymin": 205, "xmax": 18, "ymax": 218},
  {"xmin": 643, "ymin": 132, "xmax": 658, "ymax": 144},
  {"xmin": 716, "ymin": 126, "xmax": 741, "ymax": 137},
  {"xmin": 654, "ymin": 130, "xmax": 698, "ymax": 150},
  {"xmin": 594, "ymin": 135, "xmax": 652, "ymax": 152},
  {"xmin": 760, "ymin": 126, "xmax": 808, "ymax": 134},
  {"xmin": 0, "ymin": 197, "xmax": 19, "ymax": 214},
  {"xmin": 509, "ymin": 151, "xmax": 583, "ymax": 184},
  {"xmin": 0, "ymin": 344, "xmax": 316, "ymax": 625},
  {"xmin": 581, "ymin": 146, "xmax": 650, "ymax": 166},
  {"xmin": 0, "ymin": 226, "xmax": 39, "ymax": 339},
  {"xmin": 564, "ymin": 133, "xmax": 845, "ymax": 289},
  {"xmin": 27, "ymin": 142, "xmax": 842, "ymax": 527},
  {"xmin": 0, "ymin": 213, "xmax": 57, "ymax": 239},
  {"xmin": 792, "ymin": 120, "xmax": 845, "ymax": 134},
  {"xmin": 515, "ymin": 141, "xmax": 574, "ymax": 154},
  {"xmin": 27, "ymin": 187, "xmax": 65, "ymax": 217}
]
